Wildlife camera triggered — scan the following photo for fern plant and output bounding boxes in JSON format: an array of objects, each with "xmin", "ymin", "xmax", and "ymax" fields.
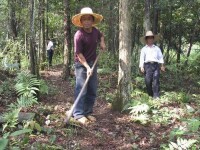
[
  {"xmin": 16, "ymin": 94, "xmax": 38, "ymax": 108},
  {"xmin": 15, "ymin": 72, "xmax": 40, "ymax": 97},
  {"xmin": 1, "ymin": 72, "xmax": 48, "ymax": 149},
  {"xmin": 2, "ymin": 72, "xmax": 46, "ymax": 132},
  {"xmin": 2, "ymin": 108, "xmax": 21, "ymax": 132},
  {"xmin": 169, "ymin": 138, "xmax": 197, "ymax": 150},
  {"xmin": 128, "ymin": 103, "xmax": 150, "ymax": 124},
  {"xmin": 186, "ymin": 118, "xmax": 200, "ymax": 132}
]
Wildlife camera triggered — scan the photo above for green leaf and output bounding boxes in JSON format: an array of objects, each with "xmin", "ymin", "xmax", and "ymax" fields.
[
  {"xmin": 10, "ymin": 129, "xmax": 32, "ymax": 137},
  {"xmin": 169, "ymin": 127, "xmax": 186, "ymax": 140},
  {"xmin": 169, "ymin": 142, "xmax": 178, "ymax": 149},
  {"xmin": 3, "ymin": 132, "xmax": 10, "ymax": 139},
  {"xmin": 186, "ymin": 104, "xmax": 195, "ymax": 113},
  {"xmin": 49, "ymin": 135, "xmax": 56, "ymax": 144},
  {"xmin": 0, "ymin": 138, "xmax": 8, "ymax": 150},
  {"xmin": 34, "ymin": 123, "xmax": 41, "ymax": 132},
  {"xmin": 187, "ymin": 118, "xmax": 200, "ymax": 132}
]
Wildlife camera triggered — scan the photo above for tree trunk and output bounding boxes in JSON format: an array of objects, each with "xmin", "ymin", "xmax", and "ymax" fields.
[
  {"xmin": 108, "ymin": 0, "xmax": 115, "ymax": 53},
  {"xmin": 112, "ymin": 0, "xmax": 132, "ymax": 111},
  {"xmin": 46, "ymin": 0, "xmax": 49, "ymax": 39},
  {"xmin": 144, "ymin": 0, "xmax": 151, "ymax": 32},
  {"xmin": 177, "ymin": 25, "xmax": 182, "ymax": 64},
  {"xmin": 39, "ymin": 0, "xmax": 46, "ymax": 70},
  {"xmin": 63, "ymin": 0, "xmax": 72, "ymax": 80},
  {"xmin": 165, "ymin": 7, "xmax": 172, "ymax": 64},
  {"xmin": 29, "ymin": 0, "xmax": 39, "ymax": 77},
  {"xmin": 8, "ymin": 0, "xmax": 18, "ymax": 39},
  {"xmin": 186, "ymin": 20, "xmax": 199, "ymax": 58},
  {"xmin": 153, "ymin": 0, "xmax": 159, "ymax": 34}
]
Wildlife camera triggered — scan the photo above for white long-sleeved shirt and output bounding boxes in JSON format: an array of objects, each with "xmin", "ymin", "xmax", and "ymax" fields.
[
  {"xmin": 139, "ymin": 44, "xmax": 164, "ymax": 68},
  {"xmin": 47, "ymin": 41, "xmax": 53, "ymax": 51}
]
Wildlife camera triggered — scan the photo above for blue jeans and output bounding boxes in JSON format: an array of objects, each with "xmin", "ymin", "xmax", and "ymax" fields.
[
  {"xmin": 73, "ymin": 61, "xmax": 97, "ymax": 119},
  {"xmin": 144, "ymin": 62, "xmax": 160, "ymax": 98}
]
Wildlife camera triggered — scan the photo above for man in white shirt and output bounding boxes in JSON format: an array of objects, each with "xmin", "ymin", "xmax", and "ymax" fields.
[
  {"xmin": 46, "ymin": 38, "xmax": 54, "ymax": 66},
  {"xmin": 139, "ymin": 31, "xmax": 165, "ymax": 98}
]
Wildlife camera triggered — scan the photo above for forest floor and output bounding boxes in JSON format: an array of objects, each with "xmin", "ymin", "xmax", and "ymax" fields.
[
  {"xmin": 0, "ymin": 64, "xmax": 200, "ymax": 150},
  {"xmin": 38, "ymin": 65, "xmax": 164, "ymax": 150}
]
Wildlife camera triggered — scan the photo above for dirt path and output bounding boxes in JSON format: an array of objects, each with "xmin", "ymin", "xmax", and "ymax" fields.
[{"xmin": 38, "ymin": 65, "xmax": 166, "ymax": 150}]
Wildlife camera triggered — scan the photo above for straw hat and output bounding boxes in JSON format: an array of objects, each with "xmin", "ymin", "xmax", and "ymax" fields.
[
  {"xmin": 140, "ymin": 31, "xmax": 161, "ymax": 44},
  {"xmin": 72, "ymin": 7, "xmax": 103, "ymax": 27}
]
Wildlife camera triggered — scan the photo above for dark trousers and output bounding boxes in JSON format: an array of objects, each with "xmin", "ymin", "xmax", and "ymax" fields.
[
  {"xmin": 144, "ymin": 62, "xmax": 160, "ymax": 98},
  {"xmin": 47, "ymin": 49, "xmax": 54, "ymax": 66}
]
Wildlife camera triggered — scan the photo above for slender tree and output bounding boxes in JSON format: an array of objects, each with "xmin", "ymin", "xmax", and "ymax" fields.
[
  {"xmin": 153, "ymin": 0, "xmax": 159, "ymax": 34},
  {"xmin": 165, "ymin": 6, "xmax": 172, "ymax": 64},
  {"xmin": 63, "ymin": 0, "xmax": 72, "ymax": 80},
  {"xmin": 46, "ymin": 0, "xmax": 49, "ymax": 39},
  {"xmin": 39, "ymin": 0, "xmax": 46, "ymax": 70},
  {"xmin": 177, "ymin": 24, "xmax": 182, "ymax": 64},
  {"xmin": 29, "ymin": 0, "xmax": 39, "ymax": 76},
  {"xmin": 186, "ymin": 19, "xmax": 200, "ymax": 58},
  {"xmin": 112, "ymin": 0, "xmax": 132, "ymax": 111},
  {"xmin": 144, "ymin": 0, "xmax": 151, "ymax": 32},
  {"xmin": 8, "ymin": 0, "xmax": 18, "ymax": 39},
  {"xmin": 108, "ymin": 0, "xmax": 115, "ymax": 53}
]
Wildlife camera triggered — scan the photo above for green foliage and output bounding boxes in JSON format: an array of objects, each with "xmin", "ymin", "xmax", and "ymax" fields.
[
  {"xmin": 24, "ymin": 120, "xmax": 42, "ymax": 132},
  {"xmin": 177, "ymin": 91, "xmax": 190, "ymax": 103},
  {"xmin": 105, "ymin": 91, "xmax": 116, "ymax": 103},
  {"xmin": 1, "ymin": 71, "xmax": 47, "ymax": 149},
  {"xmin": 125, "ymin": 87, "xmax": 194, "ymax": 125},
  {"xmin": 0, "ymin": 129, "xmax": 32, "ymax": 150},
  {"xmin": 10, "ymin": 129, "xmax": 32, "ymax": 137},
  {"xmin": 168, "ymin": 118, "xmax": 200, "ymax": 146},
  {"xmin": 15, "ymin": 72, "xmax": 40, "ymax": 97},
  {"xmin": 134, "ymin": 77, "xmax": 146, "ymax": 89},
  {"xmin": 39, "ymin": 79, "xmax": 49, "ymax": 95},
  {"xmin": 152, "ymin": 107, "xmax": 182, "ymax": 125},
  {"xmin": 124, "ymin": 90, "xmax": 151, "ymax": 124},
  {"xmin": 162, "ymin": 91, "xmax": 191, "ymax": 104},
  {"xmin": 187, "ymin": 53, "xmax": 200, "ymax": 75},
  {"xmin": 186, "ymin": 118, "xmax": 200, "ymax": 132},
  {"xmin": 0, "ymin": 39, "xmax": 23, "ymax": 70},
  {"xmin": 49, "ymin": 135, "xmax": 57, "ymax": 144},
  {"xmin": 98, "ymin": 51, "xmax": 118, "ymax": 71},
  {"xmin": 0, "ymin": 138, "xmax": 8, "ymax": 150},
  {"xmin": 9, "ymin": 72, "xmax": 43, "ymax": 110},
  {"xmin": 0, "ymin": 80, "xmax": 15, "ymax": 96},
  {"xmin": 30, "ymin": 142, "xmax": 64, "ymax": 150},
  {"xmin": 128, "ymin": 103, "xmax": 150, "ymax": 124},
  {"xmin": 169, "ymin": 138, "xmax": 197, "ymax": 150},
  {"xmin": 14, "ymin": 72, "xmax": 48, "ymax": 107},
  {"xmin": 2, "ymin": 108, "xmax": 21, "ymax": 132},
  {"xmin": 169, "ymin": 128, "xmax": 186, "ymax": 140}
]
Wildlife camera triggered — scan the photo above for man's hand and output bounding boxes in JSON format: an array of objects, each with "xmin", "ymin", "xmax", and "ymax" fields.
[
  {"xmin": 86, "ymin": 66, "xmax": 93, "ymax": 77},
  {"xmin": 77, "ymin": 53, "xmax": 92, "ymax": 76},
  {"xmin": 161, "ymin": 65, "xmax": 165, "ymax": 72},
  {"xmin": 161, "ymin": 66, "xmax": 165, "ymax": 72},
  {"xmin": 140, "ymin": 67, "xmax": 145, "ymax": 73},
  {"xmin": 100, "ymin": 41, "xmax": 106, "ymax": 51},
  {"xmin": 100, "ymin": 35, "xmax": 106, "ymax": 51}
]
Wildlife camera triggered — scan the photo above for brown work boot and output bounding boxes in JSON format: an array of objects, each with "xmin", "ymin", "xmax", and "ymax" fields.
[
  {"xmin": 76, "ymin": 116, "xmax": 89, "ymax": 125},
  {"xmin": 86, "ymin": 115, "xmax": 96, "ymax": 122}
]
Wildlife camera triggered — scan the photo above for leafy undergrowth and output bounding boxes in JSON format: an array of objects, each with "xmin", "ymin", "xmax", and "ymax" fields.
[{"xmin": 0, "ymin": 65, "xmax": 200, "ymax": 150}]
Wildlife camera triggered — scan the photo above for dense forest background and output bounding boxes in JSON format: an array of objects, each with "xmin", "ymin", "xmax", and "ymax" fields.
[{"xmin": 0, "ymin": 0, "xmax": 200, "ymax": 149}]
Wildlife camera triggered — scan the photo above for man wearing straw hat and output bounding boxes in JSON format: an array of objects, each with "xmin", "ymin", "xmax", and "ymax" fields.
[
  {"xmin": 71, "ymin": 7, "xmax": 106, "ymax": 124},
  {"xmin": 139, "ymin": 31, "xmax": 165, "ymax": 99}
]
